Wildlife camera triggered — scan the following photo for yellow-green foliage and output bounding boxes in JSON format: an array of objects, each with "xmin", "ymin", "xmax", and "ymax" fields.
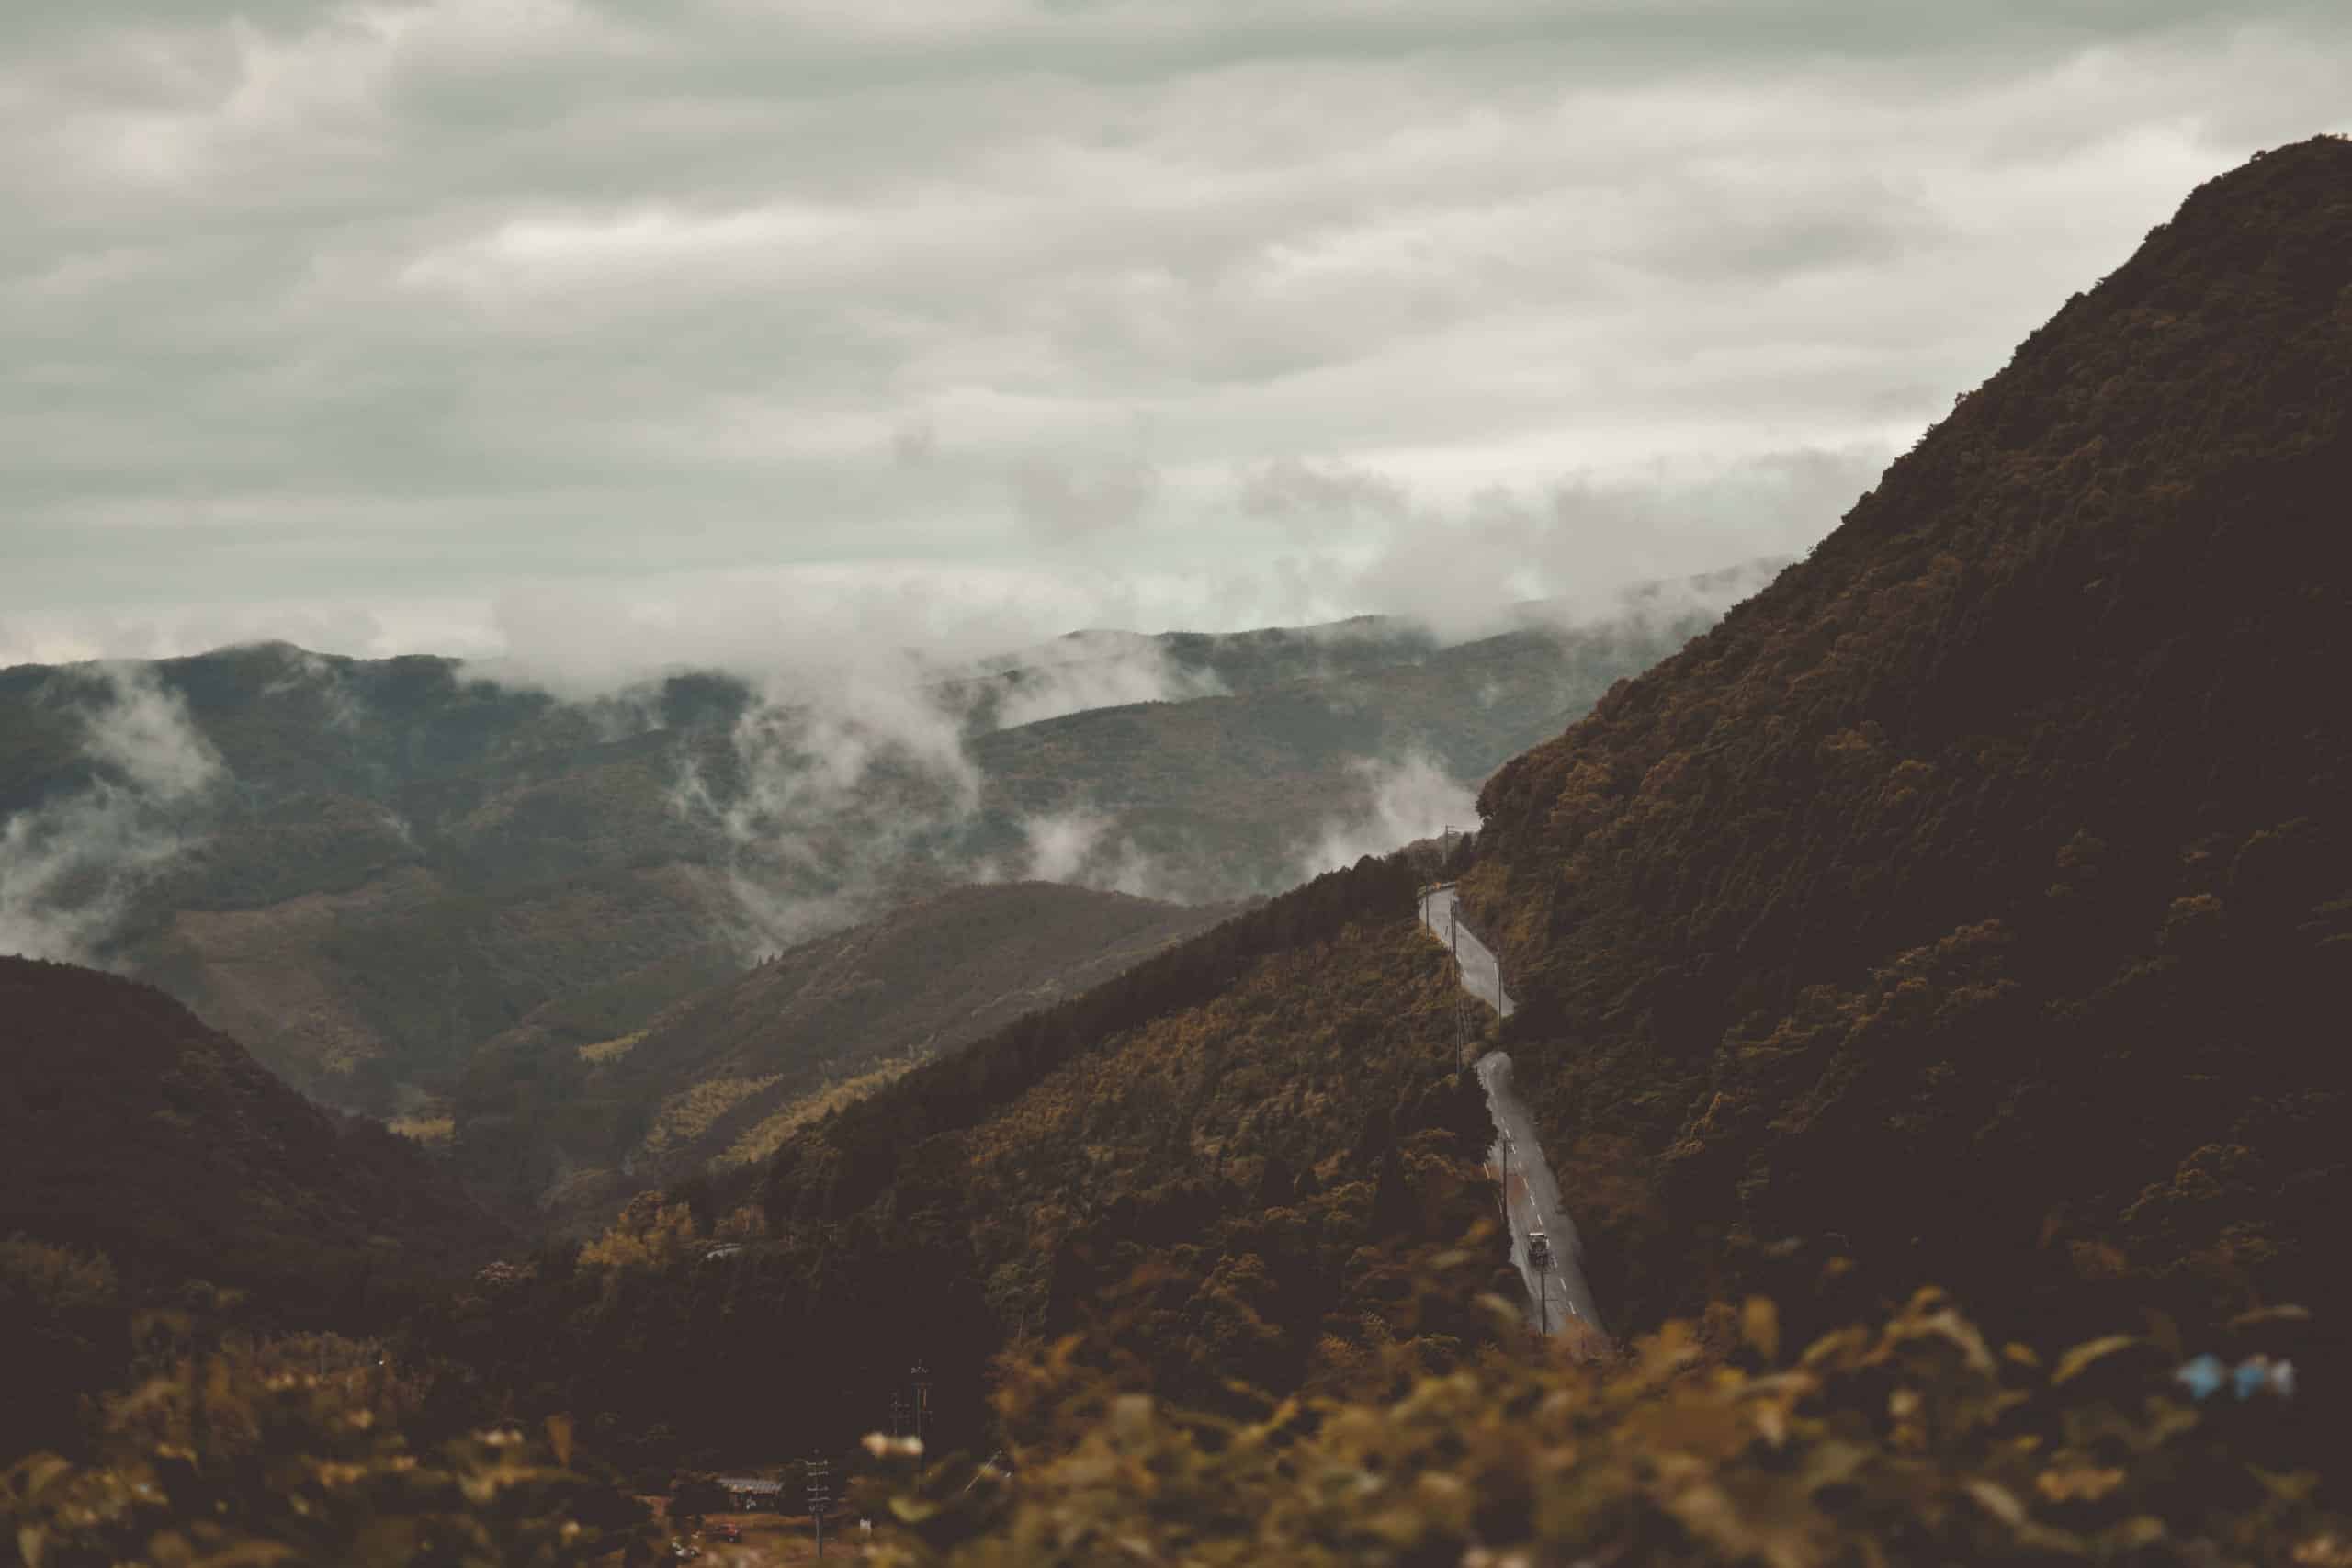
[
  {"xmin": 578, "ymin": 1193, "xmax": 700, "ymax": 1273},
  {"xmin": 636, "ymin": 1073, "xmax": 780, "ymax": 1164},
  {"xmin": 385, "ymin": 1115, "xmax": 454, "ymax": 1145},
  {"xmin": 858, "ymin": 1290, "xmax": 2343, "ymax": 1567},
  {"xmin": 2, "ymin": 1342, "xmax": 650, "ymax": 1567},
  {"xmin": 715, "ymin": 1060, "xmax": 913, "ymax": 1170},
  {"xmin": 573, "ymin": 1031, "xmax": 643, "ymax": 1066}
]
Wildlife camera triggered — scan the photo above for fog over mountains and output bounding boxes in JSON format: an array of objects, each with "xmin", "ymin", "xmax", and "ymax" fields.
[{"xmin": 0, "ymin": 569, "xmax": 1767, "ymax": 1114}]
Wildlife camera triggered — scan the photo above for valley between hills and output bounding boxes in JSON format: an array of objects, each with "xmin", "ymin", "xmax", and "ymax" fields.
[{"xmin": 4, "ymin": 135, "xmax": 2350, "ymax": 1566}]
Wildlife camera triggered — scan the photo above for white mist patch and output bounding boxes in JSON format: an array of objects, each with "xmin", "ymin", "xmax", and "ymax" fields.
[
  {"xmin": 986, "ymin": 632, "xmax": 1228, "ymax": 730},
  {"xmin": 1499, "ymin": 556, "xmax": 1786, "ymax": 640},
  {"xmin": 666, "ymin": 662, "xmax": 984, "ymax": 953},
  {"xmin": 1022, "ymin": 807, "xmax": 1110, "ymax": 883},
  {"xmin": 258, "ymin": 643, "xmax": 365, "ymax": 731},
  {"xmin": 1295, "ymin": 752, "xmax": 1477, "ymax": 880},
  {"xmin": 0, "ymin": 667, "xmax": 224, "ymax": 963},
  {"xmin": 1013, "ymin": 806, "xmax": 1184, "ymax": 900}
]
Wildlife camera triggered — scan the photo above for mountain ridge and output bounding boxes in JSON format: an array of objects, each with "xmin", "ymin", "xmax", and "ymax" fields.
[
  {"xmin": 0, "ymin": 583, "xmax": 1749, "ymax": 1111},
  {"xmin": 0, "ymin": 955, "xmax": 509, "ymax": 1299},
  {"xmin": 1460, "ymin": 132, "xmax": 2352, "ymax": 1346}
]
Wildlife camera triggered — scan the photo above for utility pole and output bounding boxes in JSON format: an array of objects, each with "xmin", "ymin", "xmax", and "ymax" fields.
[
  {"xmin": 911, "ymin": 1361, "xmax": 932, "ymax": 1446},
  {"xmin": 1498, "ymin": 1135, "xmax": 1511, "ymax": 1225},
  {"xmin": 889, "ymin": 1391, "xmax": 907, "ymax": 1438},
  {"xmin": 806, "ymin": 1454, "xmax": 831, "ymax": 1559},
  {"xmin": 1529, "ymin": 1232, "xmax": 1553, "ymax": 1337}
]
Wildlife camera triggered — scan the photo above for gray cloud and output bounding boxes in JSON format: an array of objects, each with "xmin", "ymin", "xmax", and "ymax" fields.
[
  {"xmin": 1012, "ymin": 452, "xmax": 1163, "ymax": 541},
  {"xmin": 5, "ymin": 2, "xmax": 2349, "ymax": 673},
  {"xmin": 978, "ymin": 629, "xmax": 1227, "ymax": 728}
]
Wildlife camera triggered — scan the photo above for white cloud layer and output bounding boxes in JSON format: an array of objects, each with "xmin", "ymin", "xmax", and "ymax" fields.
[{"xmin": 5, "ymin": 2, "xmax": 2349, "ymax": 680}]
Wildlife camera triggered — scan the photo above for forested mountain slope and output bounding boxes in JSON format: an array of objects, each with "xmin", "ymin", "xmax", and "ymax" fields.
[
  {"xmin": 0, "ymin": 957, "xmax": 507, "ymax": 1300},
  {"xmin": 1462, "ymin": 135, "xmax": 2352, "ymax": 1352},
  {"xmin": 0, "ymin": 590, "xmax": 1735, "ymax": 1113},
  {"xmin": 0, "ymin": 957, "xmax": 509, "ymax": 1460},
  {"xmin": 442, "ymin": 881, "xmax": 1235, "ymax": 1229}
]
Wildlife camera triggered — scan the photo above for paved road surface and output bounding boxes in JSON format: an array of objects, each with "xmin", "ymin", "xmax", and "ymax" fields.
[
  {"xmin": 1476, "ymin": 1050, "xmax": 1608, "ymax": 1353},
  {"xmin": 1417, "ymin": 885, "xmax": 1515, "ymax": 1018},
  {"xmin": 1417, "ymin": 884, "xmax": 1607, "ymax": 1353}
]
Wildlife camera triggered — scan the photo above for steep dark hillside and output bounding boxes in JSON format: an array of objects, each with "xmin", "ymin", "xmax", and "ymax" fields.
[
  {"xmin": 1464, "ymin": 137, "xmax": 2352, "ymax": 1348},
  {"xmin": 441, "ymin": 881, "xmax": 1235, "ymax": 1229},
  {"xmin": 0, "ymin": 956, "xmax": 507, "ymax": 1302}
]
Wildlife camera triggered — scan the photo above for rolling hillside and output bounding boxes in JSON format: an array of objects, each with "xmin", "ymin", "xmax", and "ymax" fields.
[
  {"xmin": 439, "ymin": 880, "xmax": 1238, "ymax": 1229},
  {"xmin": 0, "ymin": 590, "xmax": 1739, "ymax": 1112},
  {"xmin": 0, "ymin": 956, "xmax": 508, "ymax": 1299}
]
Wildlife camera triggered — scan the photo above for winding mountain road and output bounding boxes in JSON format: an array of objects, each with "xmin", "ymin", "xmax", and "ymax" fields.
[
  {"xmin": 1476, "ymin": 1051, "xmax": 1608, "ymax": 1352},
  {"xmin": 1417, "ymin": 885, "xmax": 1514, "ymax": 1018},
  {"xmin": 1417, "ymin": 884, "xmax": 1609, "ymax": 1354}
]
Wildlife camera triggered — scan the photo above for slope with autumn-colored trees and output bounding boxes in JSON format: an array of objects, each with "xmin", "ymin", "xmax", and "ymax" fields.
[{"xmin": 1460, "ymin": 134, "xmax": 2352, "ymax": 1364}]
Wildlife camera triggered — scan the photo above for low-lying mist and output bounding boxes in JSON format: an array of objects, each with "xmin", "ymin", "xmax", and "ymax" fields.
[
  {"xmin": 0, "ymin": 559, "xmax": 1773, "ymax": 991},
  {"xmin": 0, "ymin": 667, "xmax": 224, "ymax": 964}
]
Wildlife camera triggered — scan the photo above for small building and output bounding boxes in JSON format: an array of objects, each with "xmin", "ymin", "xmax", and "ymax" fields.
[{"xmin": 716, "ymin": 1477, "xmax": 784, "ymax": 1510}]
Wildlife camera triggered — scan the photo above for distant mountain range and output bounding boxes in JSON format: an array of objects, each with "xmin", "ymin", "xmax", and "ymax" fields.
[{"xmin": 0, "ymin": 581, "xmax": 1761, "ymax": 1114}]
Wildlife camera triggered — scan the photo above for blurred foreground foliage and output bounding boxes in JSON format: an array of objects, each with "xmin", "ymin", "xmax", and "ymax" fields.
[
  {"xmin": 862, "ymin": 1287, "xmax": 2345, "ymax": 1568},
  {"xmin": 1, "ymin": 1331, "xmax": 651, "ymax": 1568}
]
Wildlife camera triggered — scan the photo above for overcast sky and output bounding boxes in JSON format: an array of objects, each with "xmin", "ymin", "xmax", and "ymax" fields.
[{"xmin": 5, "ymin": 0, "xmax": 2346, "ymax": 677}]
